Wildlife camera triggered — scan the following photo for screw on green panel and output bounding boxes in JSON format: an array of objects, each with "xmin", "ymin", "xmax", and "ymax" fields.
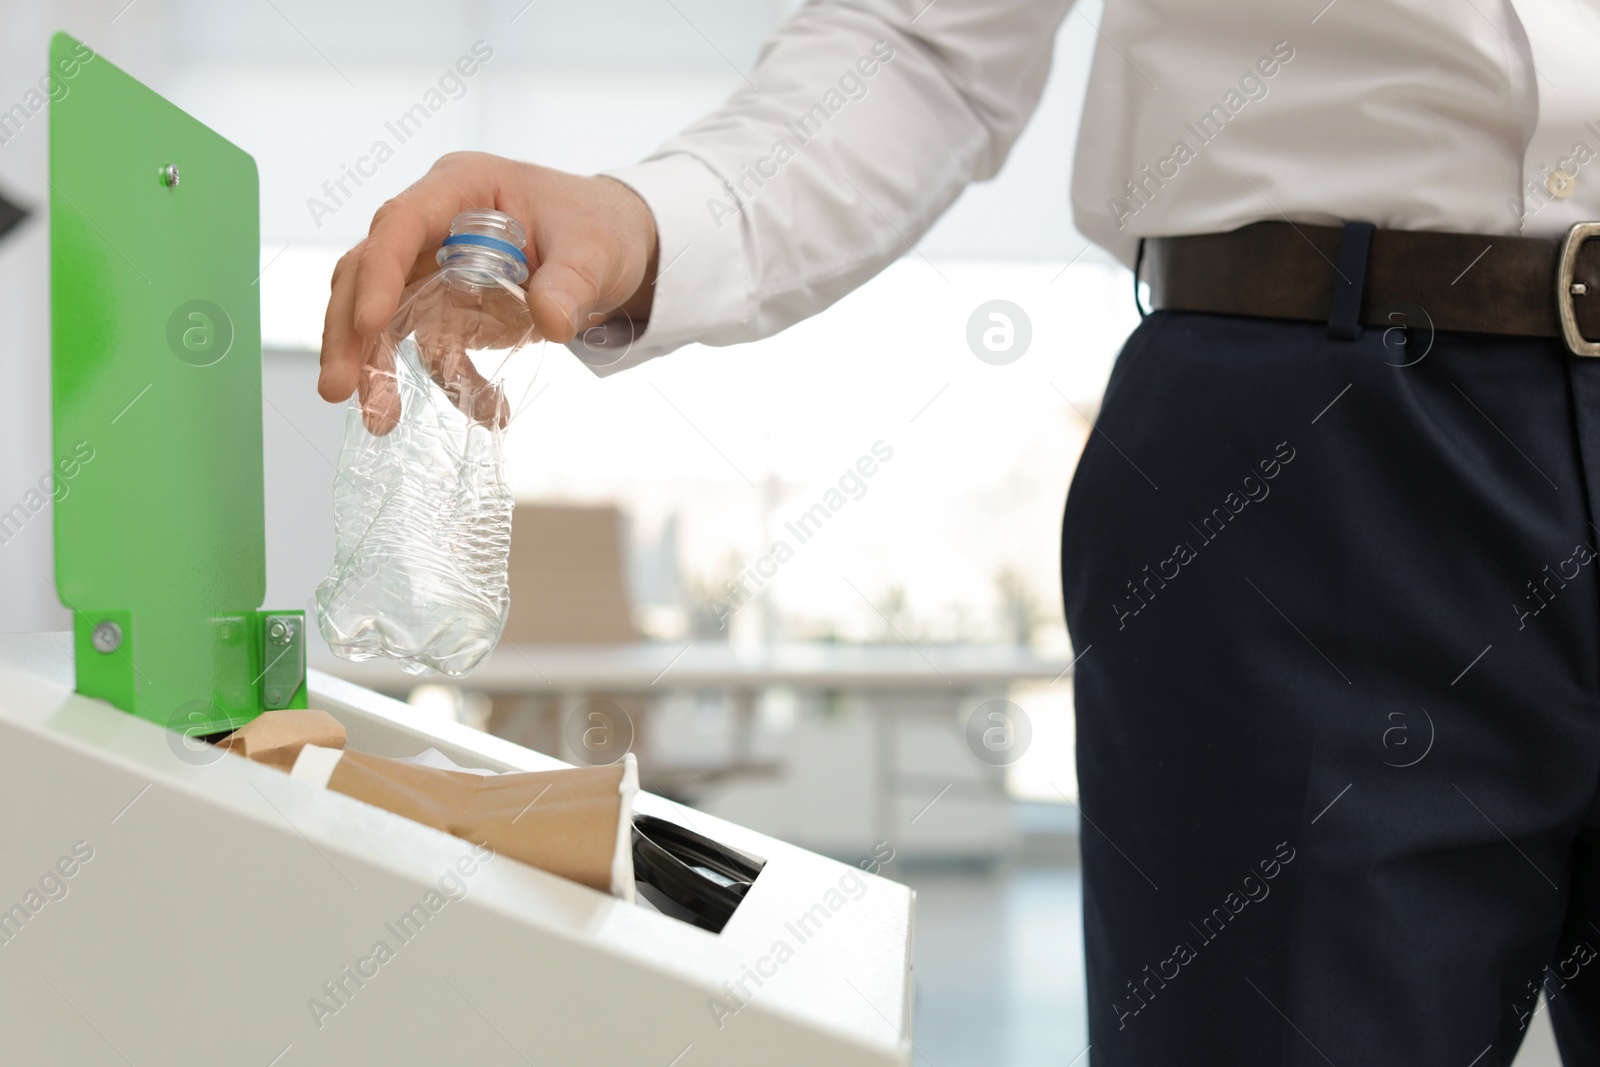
[{"xmin": 72, "ymin": 610, "xmax": 135, "ymax": 711}]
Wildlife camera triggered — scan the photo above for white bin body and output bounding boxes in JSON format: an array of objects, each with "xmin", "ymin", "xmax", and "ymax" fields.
[{"xmin": 0, "ymin": 633, "xmax": 913, "ymax": 1067}]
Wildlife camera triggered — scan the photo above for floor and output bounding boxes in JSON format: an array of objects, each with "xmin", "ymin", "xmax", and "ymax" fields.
[
  {"xmin": 896, "ymin": 860, "xmax": 1088, "ymax": 1067},
  {"xmin": 893, "ymin": 853, "xmax": 1566, "ymax": 1067}
]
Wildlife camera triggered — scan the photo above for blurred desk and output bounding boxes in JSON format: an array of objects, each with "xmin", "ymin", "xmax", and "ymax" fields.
[
  {"xmin": 312, "ymin": 642, "xmax": 1076, "ymax": 861},
  {"xmin": 312, "ymin": 640, "xmax": 1072, "ymax": 693}
]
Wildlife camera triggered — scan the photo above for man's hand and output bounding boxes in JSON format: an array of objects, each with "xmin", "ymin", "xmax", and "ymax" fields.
[{"xmin": 318, "ymin": 152, "xmax": 659, "ymax": 407}]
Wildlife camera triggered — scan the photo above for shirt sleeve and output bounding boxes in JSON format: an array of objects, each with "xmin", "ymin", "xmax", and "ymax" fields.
[{"xmin": 569, "ymin": 0, "xmax": 1075, "ymax": 375}]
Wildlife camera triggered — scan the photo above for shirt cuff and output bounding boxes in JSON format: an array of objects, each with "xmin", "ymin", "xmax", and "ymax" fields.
[{"xmin": 565, "ymin": 153, "xmax": 752, "ymax": 376}]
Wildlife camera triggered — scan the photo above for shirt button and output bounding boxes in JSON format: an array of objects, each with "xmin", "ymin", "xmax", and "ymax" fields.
[{"xmin": 1549, "ymin": 169, "xmax": 1576, "ymax": 199}]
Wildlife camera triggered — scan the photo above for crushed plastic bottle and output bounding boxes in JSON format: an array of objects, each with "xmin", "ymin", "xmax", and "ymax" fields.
[{"xmin": 315, "ymin": 209, "xmax": 537, "ymax": 676}]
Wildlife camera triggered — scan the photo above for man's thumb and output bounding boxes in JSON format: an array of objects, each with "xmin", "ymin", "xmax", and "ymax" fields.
[{"xmin": 526, "ymin": 258, "xmax": 602, "ymax": 344}]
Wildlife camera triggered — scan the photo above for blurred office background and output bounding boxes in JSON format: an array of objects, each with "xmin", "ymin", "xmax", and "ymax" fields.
[{"xmin": 0, "ymin": 2, "xmax": 1566, "ymax": 1064}]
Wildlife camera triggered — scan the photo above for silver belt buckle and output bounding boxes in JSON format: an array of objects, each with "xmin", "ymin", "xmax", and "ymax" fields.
[{"xmin": 1558, "ymin": 222, "xmax": 1600, "ymax": 355}]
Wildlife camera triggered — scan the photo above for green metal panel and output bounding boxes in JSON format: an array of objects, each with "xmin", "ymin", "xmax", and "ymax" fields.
[{"xmin": 50, "ymin": 32, "xmax": 304, "ymax": 735}]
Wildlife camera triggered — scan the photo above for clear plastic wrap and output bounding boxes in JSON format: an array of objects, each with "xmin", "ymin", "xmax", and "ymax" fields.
[{"xmin": 315, "ymin": 210, "xmax": 537, "ymax": 676}]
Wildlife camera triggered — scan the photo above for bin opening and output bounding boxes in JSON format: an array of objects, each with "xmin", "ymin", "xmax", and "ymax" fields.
[{"xmin": 632, "ymin": 814, "xmax": 765, "ymax": 934}]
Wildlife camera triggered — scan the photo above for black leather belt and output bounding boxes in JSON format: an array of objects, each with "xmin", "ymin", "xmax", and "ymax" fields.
[{"xmin": 1145, "ymin": 220, "xmax": 1600, "ymax": 355}]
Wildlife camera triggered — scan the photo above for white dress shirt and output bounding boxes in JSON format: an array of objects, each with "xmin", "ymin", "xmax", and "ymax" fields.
[{"xmin": 590, "ymin": 0, "xmax": 1600, "ymax": 372}]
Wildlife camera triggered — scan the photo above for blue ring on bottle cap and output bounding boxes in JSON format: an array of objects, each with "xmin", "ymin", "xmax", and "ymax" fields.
[{"xmin": 440, "ymin": 233, "xmax": 527, "ymax": 263}]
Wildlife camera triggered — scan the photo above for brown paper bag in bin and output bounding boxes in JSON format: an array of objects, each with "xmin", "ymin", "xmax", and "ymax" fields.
[
  {"xmin": 216, "ymin": 708, "xmax": 346, "ymax": 769},
  {"xmin": 221, "ymin": 711, "xmax": 637, "ymax": 898},
  {"xmin": 290, "ymin": 744, "xmax": 637, "ymax": 899}
]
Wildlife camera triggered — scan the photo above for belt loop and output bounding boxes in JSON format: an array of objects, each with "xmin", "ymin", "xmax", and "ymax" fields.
[
  {"xmin": 1133, "ymin": 237, "xmax": 1149, "ymax": 320},
  {"xmin": 1327, "ymin": 221, "xmax": 1374, "ymax": 340}
]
